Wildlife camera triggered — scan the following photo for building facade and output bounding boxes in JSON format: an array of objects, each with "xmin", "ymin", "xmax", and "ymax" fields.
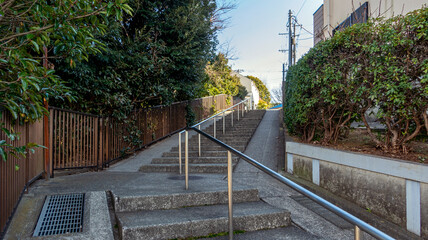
[
  {"xmin": 314, "ymin": 0, "xmax": 427, "ymax": 44},
  {"xmin": 231, "ymin": 71, "xmax": 260, "ymax": 109}
]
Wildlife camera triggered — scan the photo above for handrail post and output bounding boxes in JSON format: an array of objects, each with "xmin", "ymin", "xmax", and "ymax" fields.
[
  {"xmin": 198, "ymin": 125, "xmax": 201, "ymax": 157},
  {"xmin": 231, "ymin": 109, "xmax": 234, "ymax": 127},
  {"xmin": 185, "ymin": 130, "xmax": 189, "ymax": 190},
  {"xmin": 242, "ymin": 103, "xmax": 244, "ymax": 117},
  {"xmin": 214, "ymin": 116, "xmax": 216, "ymax": 138},
  {"xmin": 248, "ymin": 99, "xmax": 250, "ymax": 111},
  {"xmin": 179, "ymin": 132, "xmax": 182, "ymax": 174},
  {"xmin": 237, "ymin": 105, "xmax": 240, "ymax": 121},
  {"xmin": 355, "ymin": 226, "xmax": 361, "ymax": 240},
  {"xmin": 223, "ymin": 112, "xmax": 225, "ymax": 134},
  {"xmin": 227, "ymin": 151, "xmax": 233, "ymax": 240}
]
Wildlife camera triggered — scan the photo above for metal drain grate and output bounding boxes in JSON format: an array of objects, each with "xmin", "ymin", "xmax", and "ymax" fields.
[{"xmin": 33, "ymin": 193, "xmax": 85, "ymax": 236}]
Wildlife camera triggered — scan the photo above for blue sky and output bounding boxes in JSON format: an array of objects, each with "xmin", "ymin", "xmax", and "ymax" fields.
[{"xmin": 217, "ymin": 0, "xmax": 324, "ymax": 91}]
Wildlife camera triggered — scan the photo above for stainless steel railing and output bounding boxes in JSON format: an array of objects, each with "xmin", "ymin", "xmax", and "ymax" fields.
[
  {"xmin": 181, "ymin": 109, "xmax": 395, "ymax": 240},
  {"xmin": 177, "ymin": 98, "xmax": 251, "ymax": 176}
]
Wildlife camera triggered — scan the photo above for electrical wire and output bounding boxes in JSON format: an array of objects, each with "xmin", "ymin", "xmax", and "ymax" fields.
[{"xmin": 296, "ymin": 0, "xmax": 309, "ymax": 17}]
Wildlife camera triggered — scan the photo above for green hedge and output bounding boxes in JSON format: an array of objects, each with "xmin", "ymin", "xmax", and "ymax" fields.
[{"xmin": 284, "ymin": 7, "xmax": 428, "ymax": 153}]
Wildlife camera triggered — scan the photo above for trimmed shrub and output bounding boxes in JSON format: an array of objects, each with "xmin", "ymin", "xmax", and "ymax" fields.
[{"xmin": 284, "ymin": 7, "xmax": 428, "ymax": 153}]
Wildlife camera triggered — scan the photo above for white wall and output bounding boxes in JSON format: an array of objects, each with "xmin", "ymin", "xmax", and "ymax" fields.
[
  {"xmin": 322, "ymin": 0, "xmax": 427, "ymax": 38},
  {"xmin": 232, "ymin": 71, "xmax": 260, "ymax": 108}
]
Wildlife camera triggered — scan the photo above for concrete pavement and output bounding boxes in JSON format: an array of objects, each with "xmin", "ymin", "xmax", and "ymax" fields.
[{"xmin": 5, "ymin": 109, "xmax": 385, "ymax": 240}]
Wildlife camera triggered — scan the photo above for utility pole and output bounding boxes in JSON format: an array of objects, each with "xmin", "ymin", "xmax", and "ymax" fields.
[
  {"xmin": 293, "ymin": 21, "xmax": 296, "ymax": 65},
  {"xmin": 281, "ymin": 10, "xmax": 297, "ymax": 106},
  {"xmin": 282, "ymin": 63, "xmax": 285, "ymax": 82},
  {"xmin": 288, "ymin": 10, "xmax": 293, "ymax": 67}
]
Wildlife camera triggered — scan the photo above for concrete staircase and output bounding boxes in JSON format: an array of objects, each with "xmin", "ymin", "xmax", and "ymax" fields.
[
  {"xmin": 113, "ymin": 182, "xmax": 291, "ymax": 240},
  {"xmin": 114, "ymin": 110, "xmax": 293, "ymax": 239},
  {"xmin": 139, "ymin": 110, "xmax": 266, "ymax": 174}
]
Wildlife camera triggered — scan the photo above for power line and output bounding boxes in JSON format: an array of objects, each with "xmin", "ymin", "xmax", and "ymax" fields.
[
  {"xmin": 295, "ymin": 22, "xmax": 314, "ymax": 35},
  {"xmin": 296, "ymin": 0, "xmax": 308, "ymax": 17}
]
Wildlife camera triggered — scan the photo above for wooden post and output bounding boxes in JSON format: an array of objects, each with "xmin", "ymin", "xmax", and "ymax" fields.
[
  {"xmin": 43, "ymin": 46, "xmax": 50, "ymax": 179},
  {"xmin": 25, "ymin": 123, "xmax": 30, "ymax": 193}
]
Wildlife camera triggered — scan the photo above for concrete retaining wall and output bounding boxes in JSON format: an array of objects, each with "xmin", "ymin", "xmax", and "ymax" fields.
[{"xmin": 286, "ymin": 142, "xmax": 428, "ymax": 238}]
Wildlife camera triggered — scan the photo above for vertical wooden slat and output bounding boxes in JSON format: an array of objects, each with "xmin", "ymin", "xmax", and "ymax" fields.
[
  {"xmin": 60, "ymin": 110, "xmax": 64, "ymax": 169},
  {"xmin": 99, "ymin": 118, "xmax": 102, "ymax": 168},
  {"xmin": 70, "ymin": 113, "xmax": 74, "ymax": 168},
  {"xmin": 87, "ymin": 115, "xmax": 90, "ymax": 167},
  {"xmin": 115, "ymin": 121, "xmax": 118, "ymax": 158},
  {"xmin": 53, "ymin": 109, "xmax": 57, "ymax": 169},
  {"xmin": 96, "ymin": 118, "xmax": 101, "ymax": 169},
  {"xmin": 66, "ymin": 111, "xmax": 71, "ymax": 168},
  {"xmin": 79, "ymin": 114, "xmax": 83, "ymax": 168},
  {"xmin": 105, "ymin": 119, "xmax": 109, "ymax": 165},
  {"xmin": 49, "ymin": 109, "xmax": 54, "ymax": 175},
  {"xmin": 85, "ymin": 115, "xmax": 88, "ymax": 167},
  {"xmin": 25, "ymin": 123, "xmax": 29, "ymax": 190},
  {"xmin": 88, "ymin": 116, "xmax": 92, "ymax": 167},
  {"xmin": 59, "ymin": 110, "xmax": 63, "ymax": 169},
  {"xmin": 72, "ymin": 113, "xmax": 76, "ymax": 168},
  {"xmin": 1, "ymin": 113, "xmax": 5, "ymax": 230},
  {"xmin": 66, "ymin": 111, "xmax": 70, "ymax": 168},
  {"xmin": 88, "ymin": 116, "xmax": 92, "ymax": 166},
  {"xmin": 91, "ymin": 117, "xmax": 95, "ymax": 167}
]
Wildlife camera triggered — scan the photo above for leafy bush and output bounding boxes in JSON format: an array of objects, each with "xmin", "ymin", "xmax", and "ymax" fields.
[
  {"xmin": 284, "ymin": 7, "xmax": 428, "ymax": 153},
  {"xmin": 0, "ymin": 0, "xmax": 130, "ymax": 162},
  {"xmin": 247, "ymin": 75, "xmax": 271, "ymax": 104},
  {"xmin": 236, "ymin": 85, "xmax": 248, "ymax": 100},
  {"xmin": 204, "ymin": 53, "xmax": 243, "ymax": 98},
  {"xmin": 257, "ymin": 99, "xmax": 270, "ymax": 110}
]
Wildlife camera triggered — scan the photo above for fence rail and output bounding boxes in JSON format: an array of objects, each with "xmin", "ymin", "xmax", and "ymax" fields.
[{"xmin": 1, "ymin": 94, "xmax": 231, "ymax": 236}]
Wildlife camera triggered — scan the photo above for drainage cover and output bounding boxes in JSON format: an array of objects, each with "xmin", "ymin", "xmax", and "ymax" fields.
[{"xmin": 33, "ymin": 193, "xmax": 85, "ymax": 236}]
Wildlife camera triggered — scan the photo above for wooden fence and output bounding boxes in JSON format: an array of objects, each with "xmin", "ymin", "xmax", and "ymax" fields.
[
  {"xmin": 1, "ymin": 94, "xmax": 231, "ymax": 236},
  {"xmin": 49, "ymin": 94, "xmax": 230, "ymax": 171},
  {"xmin": 0, "ymin": 114, "xmax": 45, "ymax": 237}
]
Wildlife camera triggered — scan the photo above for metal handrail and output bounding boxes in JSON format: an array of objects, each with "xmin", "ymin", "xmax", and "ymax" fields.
[
  {"xmin": 190, "ymin": 98, "xmax": 250, "ymax": 129},
  {"xmin": 188, "ymin": 126, "xmax": 395, "ymax": 240},
  {"xmin": 177, "ymin": 98, "xmax": 251, "ymax": 175},
  {"xmin": 178, "ymin": 98, "xmax": 250, "ymax": 135}
]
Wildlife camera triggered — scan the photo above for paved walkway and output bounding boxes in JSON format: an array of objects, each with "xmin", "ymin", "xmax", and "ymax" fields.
[
  {"xmin": 231, "ymin": 110, "xmax": 363, "ymax": 240},
  {"xmin": 6, "ymin": 109, "xmax": 378, "ymax": 240}
]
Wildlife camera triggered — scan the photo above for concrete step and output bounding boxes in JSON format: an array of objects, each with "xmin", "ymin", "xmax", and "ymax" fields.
[
  {"xmin": 162, "ymin": 151, "xmax": 229, "ymax": 158},
  {"xmin": 204, "ymin": 123, "xmax": 263, "ymax": 129},
  {"xmin": 117, "ymin": 201, "xmax": 291, "ymax": 240},
  {"xmin": 151, "ymin": 157, "xmax": 239, "ymax": 164},
  {"xmin": 207, "ymin": 226, "xmax": 319, "ymax": 240},
  {"xmin": 186, "ymin": 139, "xmax": 249, "ymax": 146},
  {"xmin": 188, "ymin": 136, "xmax": 251, "ymax": 140},
  {"xmin": 170, "ymin": 145, "xmax": 246, "ymax": 152},
  {"xmin": 203, "ymin": 128, "xmax": 258, "ymax": 133},
  {"xmin": 139, "ymin": 163, "xmax": 235, "ymax": 173},
  {"xmin": 113, "ymin": 188, "xmax": 259, "ymax": 212},
  {"xmin": 185, "ymin": 139, "xmax": 250, "ymax": 145}
]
